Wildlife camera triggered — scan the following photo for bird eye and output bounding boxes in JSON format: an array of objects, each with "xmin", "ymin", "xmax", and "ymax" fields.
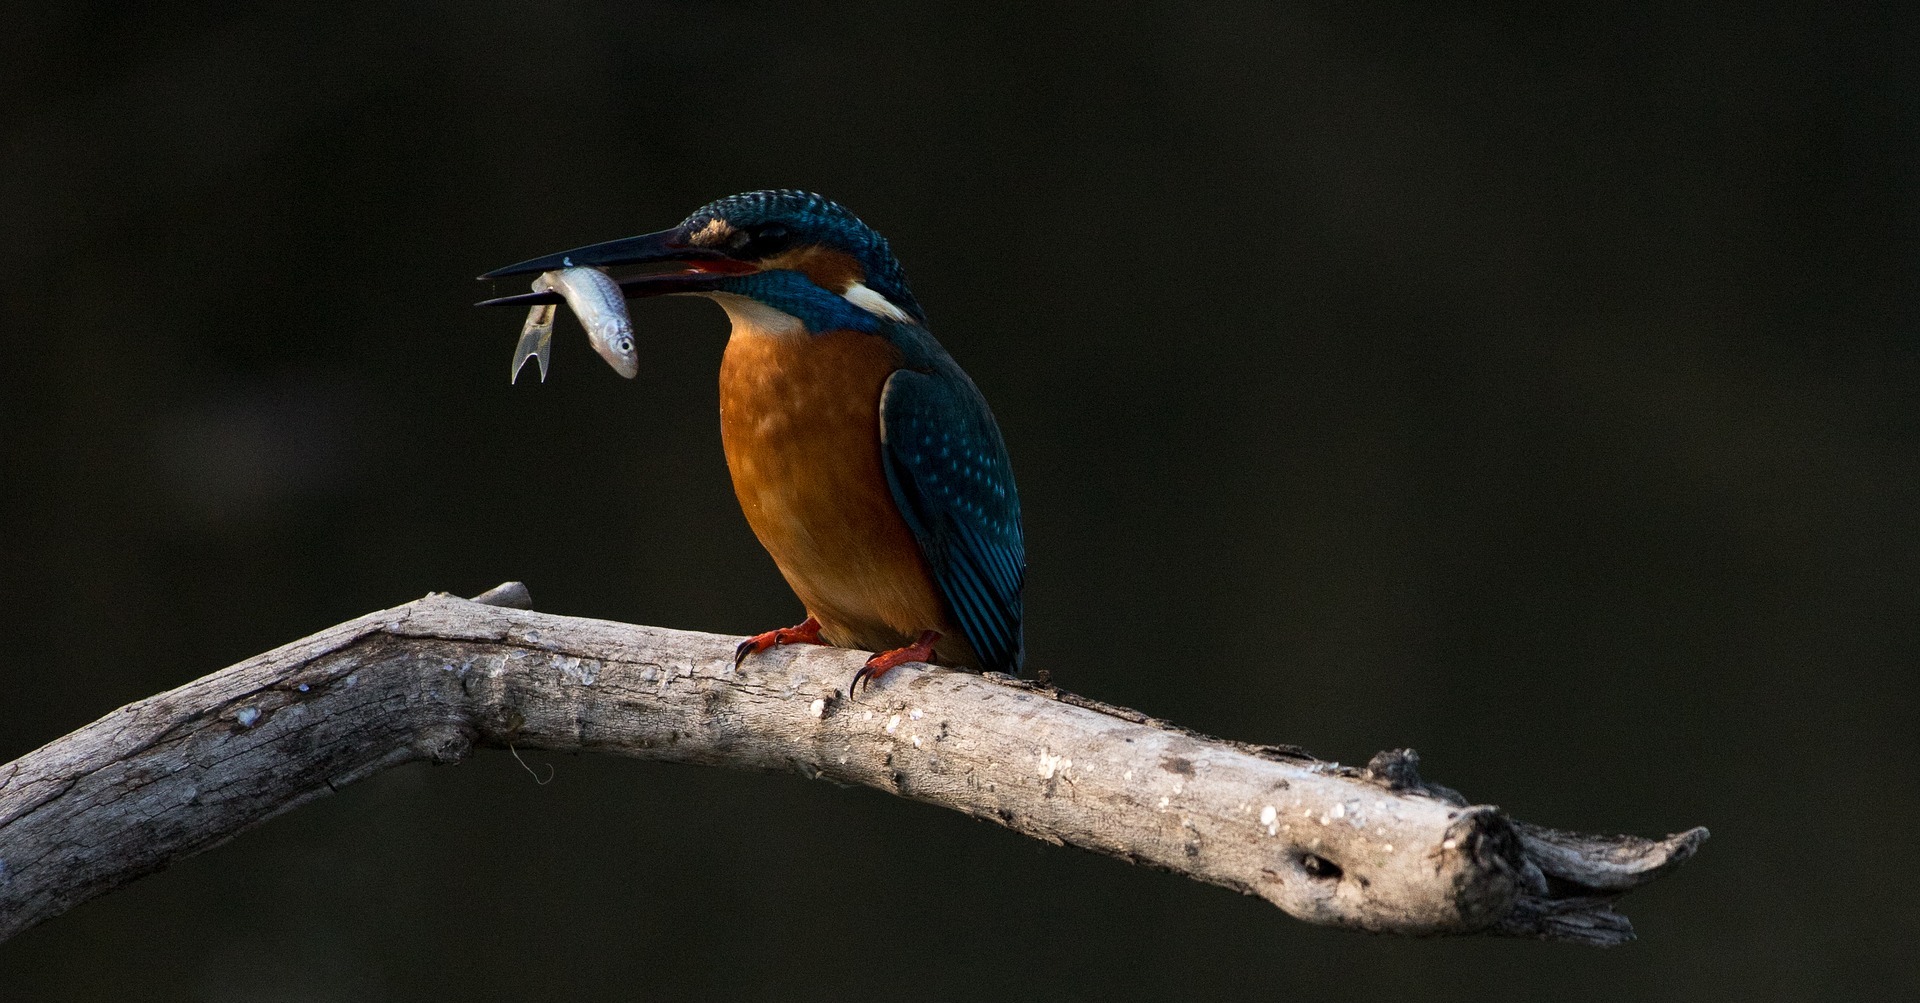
[{"xmin": 737, "ymin": 223, "xmax": 787, "ymax": 255}]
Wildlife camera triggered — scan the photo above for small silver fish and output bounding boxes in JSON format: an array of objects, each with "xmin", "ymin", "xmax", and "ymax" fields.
[{"xmin": 509, "ymin": 267, "xmax": 639, "ymax": 384}]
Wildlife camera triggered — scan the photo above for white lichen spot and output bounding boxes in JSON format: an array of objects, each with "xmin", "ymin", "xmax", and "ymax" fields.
[
  {"xmin": 1318, "ymin": 814, "xmax": 1331, "ymax": 826},
  {"xmin": 344, "ymin": 674, "xmax": 358, "ymax": 688},
  {"xmin": 912, "ymin": 736, "xmax": 923, "ymax": 748},
  {"xmin": 1442, "ymin": 838, "xmax": 1458, "ymax": 850},
  {"xmin": 808, "ymin": 699, "xmax": 826, "ymax": 719},
  {"xmin": 1037, "ymin": 749, "xmax": 1071, "ymax": 779},
  {"xmin": 909, "ymin": 708, "xmax": 924, "ymax": 720},
  {"xmin": 1302, "ymin": 807, "xmax": 1315, "ymax": 818},
  {"xmin": 639, "ymin": 666, "xmax": 659, "ymax": 682},
  {"xmin": 1384, "ymin": 843, "xmax": 1394, "ymax": 853},
  {"xmin": 296, "ymin": 683, "xmax": 309, "ymax": 693},
  {"xmin": 554, "ymin": 655, "xmax": 599, "ymax": 686},
  {"xmin": 1158, "ymin": 796, "xmax": 1170, "ymax": 809},
  {"xmin": 1331, "ymin": 802, "xmax": 1346, "ymax": 819},
  {"xmin": 1123, "ymin": 769, "xmax": 1134, "ymax": 781},
  {"xmin": 1260, "ymin": 805, "xmax": 1279, "ymax": 836},
  {"xmin": 1376, "ymin": 826, "xmax": 1388, "ymax": 836},
  {"xmin": 863, "ymin": 710, "xmax": 874, "ymax": 722},
  {"xmin": 885, "ymin": 715, "xmax": 901, "ymax": 735},
  {"xmin": 235, "ymin": 707, "xmax": 260, "ymax": 728}
]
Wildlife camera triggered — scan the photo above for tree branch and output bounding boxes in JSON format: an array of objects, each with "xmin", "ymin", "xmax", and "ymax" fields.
[{"xmin": 0, "ymin": 585, "xmax": 1705, "ymax": 946}]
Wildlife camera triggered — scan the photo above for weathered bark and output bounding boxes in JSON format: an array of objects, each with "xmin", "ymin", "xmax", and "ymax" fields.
[{"xmin": 0, "ymin": 585, "xmax": 1705, "ymax": 946}]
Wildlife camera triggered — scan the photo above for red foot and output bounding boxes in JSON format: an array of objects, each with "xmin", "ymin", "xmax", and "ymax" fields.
[
  {"xmin": 850, "ymin": 630, "xmax": 941, "ymax": 694},
  {"xmin": 734, "ymin": 616, "xmax": 826, "ymax": 668}
]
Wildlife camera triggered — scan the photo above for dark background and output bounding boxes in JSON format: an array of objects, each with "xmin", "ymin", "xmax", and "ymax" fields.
[{"xmin": 3, "ymin": 3, "xmax": 1913, "ymax": 999}]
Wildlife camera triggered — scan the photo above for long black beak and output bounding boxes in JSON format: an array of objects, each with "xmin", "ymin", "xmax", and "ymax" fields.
[
  {"xmin": 477, "ymin": 225, "xmax": 757, "ymax": 307},
  {"xmin": 474, "ymin": 271, "xmax": 733, "ymax": 308},
  {"xmin": 478, "ymin": 227, "xmax": 733, "ymax": 279}
]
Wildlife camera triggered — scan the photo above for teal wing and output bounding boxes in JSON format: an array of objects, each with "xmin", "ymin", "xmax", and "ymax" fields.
[{"xmin": 879, "ymin": 367, "xmax": 1025, "ymax": 674}]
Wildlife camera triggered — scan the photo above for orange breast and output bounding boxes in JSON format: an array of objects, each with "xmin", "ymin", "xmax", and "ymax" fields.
[{"xmin": 719, "ymin": 326, "xmax": 969, "ymax": 663}]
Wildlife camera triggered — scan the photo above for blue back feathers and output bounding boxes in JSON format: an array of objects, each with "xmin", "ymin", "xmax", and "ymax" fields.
[{"xmin": 880, "ymin": 358, "xmax": 1026, "ymax": 675}]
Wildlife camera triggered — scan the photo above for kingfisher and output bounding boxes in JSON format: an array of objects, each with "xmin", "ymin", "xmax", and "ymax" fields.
[{"xmin": 479, "ymin": 191, "xmax": 1025, "ymax": 690}]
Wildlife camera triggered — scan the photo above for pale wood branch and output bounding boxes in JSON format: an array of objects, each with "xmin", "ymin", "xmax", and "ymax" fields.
[{"xmin": 0, "ymin": 585, "xmax": 1705, "ymax": 946}]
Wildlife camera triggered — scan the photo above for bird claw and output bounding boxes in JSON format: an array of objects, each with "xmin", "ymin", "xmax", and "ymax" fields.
[
  {"xmin": 734, "ymin": 616, "xmax": 826, "ymax": 669},
  {"xmin": 849, "ymin": 630, "xmax": 941, "ymax": 694}
]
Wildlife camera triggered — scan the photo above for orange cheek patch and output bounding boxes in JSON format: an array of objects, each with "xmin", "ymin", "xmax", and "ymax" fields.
[{"xmin": 759, "ymin": 246, "xmax": 866, "ymax": 295}]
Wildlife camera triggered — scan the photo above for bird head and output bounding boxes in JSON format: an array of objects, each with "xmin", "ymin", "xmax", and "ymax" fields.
[{"xmin": 479, "ymin": 190, "xmax": 925, "ymax": 333}]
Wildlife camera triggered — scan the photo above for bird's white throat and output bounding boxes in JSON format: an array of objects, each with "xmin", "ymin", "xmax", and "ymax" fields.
[{"xmin": 709, "ymin": 292, "xmax": 808, "ymax": 340}]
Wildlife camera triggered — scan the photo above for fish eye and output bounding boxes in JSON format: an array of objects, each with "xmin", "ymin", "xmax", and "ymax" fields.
[{"xmin": 617, "ymin": 338, "xmax": 633, "ymax": 352}]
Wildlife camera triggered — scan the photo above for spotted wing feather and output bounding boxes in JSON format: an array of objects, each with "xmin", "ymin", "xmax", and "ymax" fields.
[{"xmin": 879, "ymin": 368, "xmax": 1025, "ymax": 674}]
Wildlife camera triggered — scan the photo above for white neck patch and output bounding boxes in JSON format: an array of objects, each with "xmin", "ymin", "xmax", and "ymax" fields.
[
  {"xmin": 841, "ymin": 281, "xmax": 913, "ymax": 323},
  {"xmin": 709, "ymin": 292, "xmax": 806, "ymax": 340}
]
